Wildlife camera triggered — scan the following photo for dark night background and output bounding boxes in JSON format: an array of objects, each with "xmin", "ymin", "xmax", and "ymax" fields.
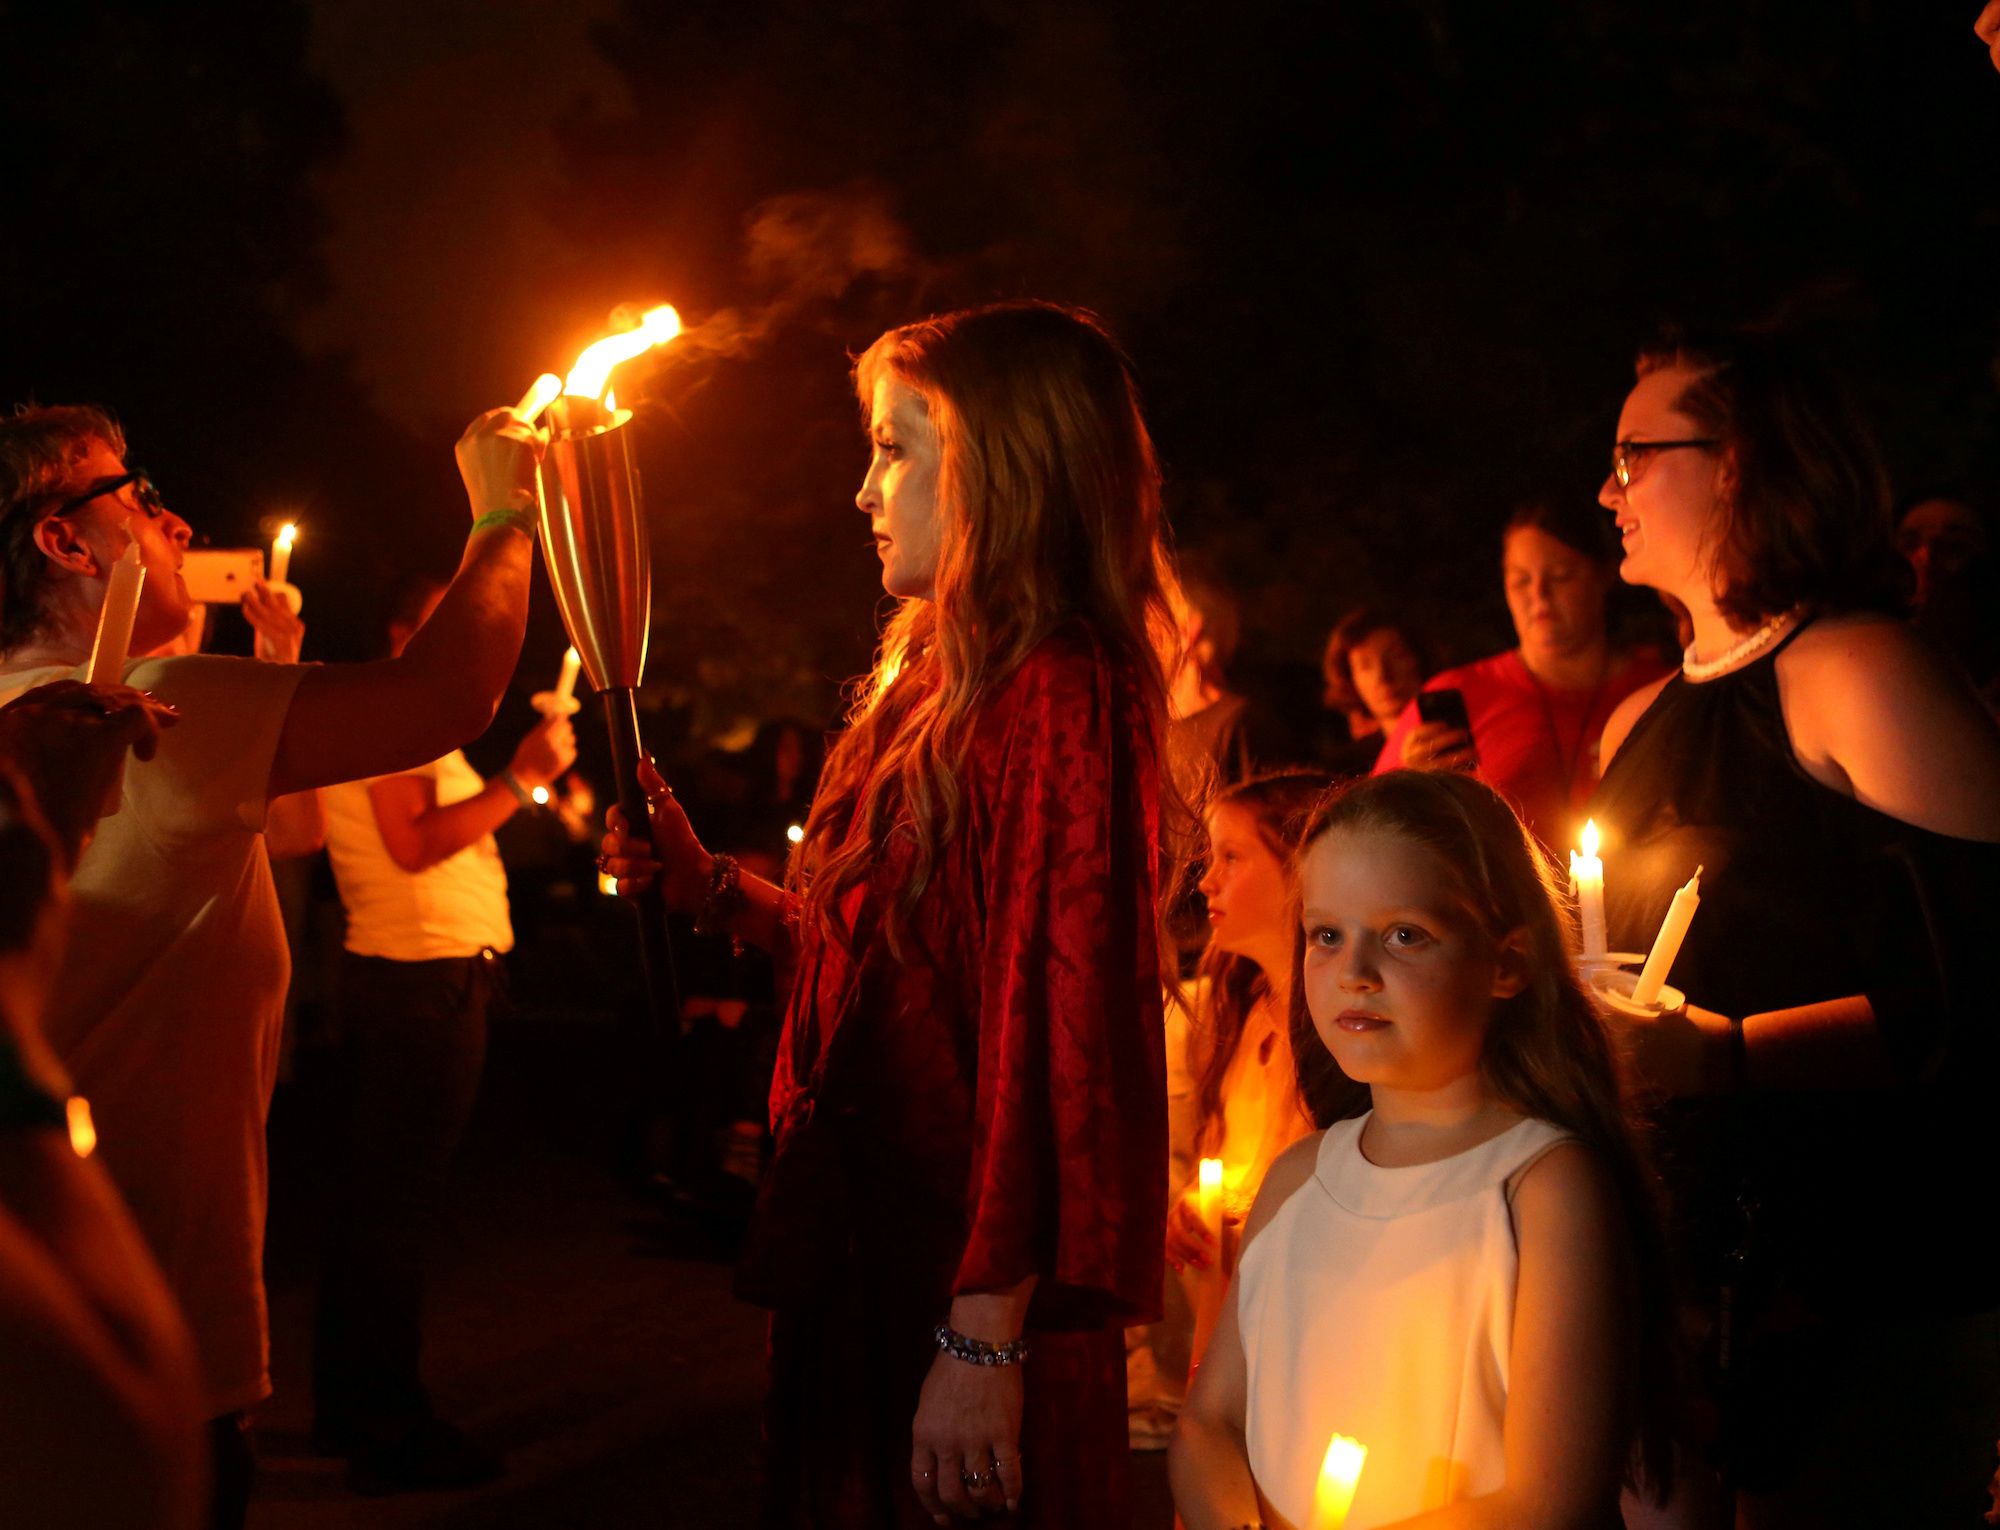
[
  {"xmin": 6, "ymin": 0, "xmax": 1997, "ymax": 748},
  {"xmin": 3, "ymin": 0, "xmax": 2000, "ymax": 740},
  {"xmin": 4, "ymin": 4, "xmax": 1998, "ymax": 1522}
]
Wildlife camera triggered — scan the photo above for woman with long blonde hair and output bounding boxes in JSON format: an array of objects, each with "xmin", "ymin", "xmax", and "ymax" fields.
[{"xmin": 602, "ymin": 301, "xmax": 1178, "ymax": 1526}]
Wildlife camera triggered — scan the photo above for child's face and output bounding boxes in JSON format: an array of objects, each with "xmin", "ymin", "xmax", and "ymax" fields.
[
  {"xmin": 1298, "ymin": 825, "xmax": 1522, "ymax": 1096},
  {"xmin": 1197, "ymin": 802, "xmax": 1289, "ymax": 962}
]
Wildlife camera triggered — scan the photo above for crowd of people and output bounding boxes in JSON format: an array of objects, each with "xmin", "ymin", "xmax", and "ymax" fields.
[{"xmin": 5, "ymin": 258, "xmax": 2000, "ymax": 1530}]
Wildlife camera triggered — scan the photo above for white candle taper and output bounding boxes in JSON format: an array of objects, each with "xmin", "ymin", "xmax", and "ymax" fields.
[
  {"xmin": 86, "ymin": 543, "xmax": 146, "ymax": 685},
  {"xmin": 513, "ymin": 372, "xmax": 562, "ymax": 425},
  {"xmin": 1632, "ymin": 865, "xmax": 1703, "ymax": 1007},
  {"xmin": 555, "ymin": 646, "xmax": 582, "ymax": 707},
  {"xmin": 270, "ymin": 523, "xmax": 296, "ymax": 586},
  {"xmin": 1570, "ymin": 818, "xmax": 1607, "ymax": 962}
]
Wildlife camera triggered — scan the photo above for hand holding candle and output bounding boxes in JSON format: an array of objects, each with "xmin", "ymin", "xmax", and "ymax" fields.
[
  {"xmin": 1632, "ymin": 865, "xmax": 1702, "ymax": 1007},
  {"xmin": 1311, "ymin": 1433, "xmax": 1368, "ymax": 1530},
  {"xmin": 1569, "ymin": 818, "xmax": 1607, "ymax": 963},
  {"xmin": 87, "ymin": 543, "xmax": 146, "ymax": 686}
]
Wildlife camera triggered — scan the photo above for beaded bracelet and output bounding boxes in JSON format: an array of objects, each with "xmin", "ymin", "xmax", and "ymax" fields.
[
  {"xmin": 470, "ymin": 507, "xmax": 534, "ymax": 539},
  {"xmin": 933, "ymin": 1323, "xmax": 1029, "ymax": 1368},
  {"xmin": 693, "ymin": 853, "xmax": 745, "ymax": 939}
]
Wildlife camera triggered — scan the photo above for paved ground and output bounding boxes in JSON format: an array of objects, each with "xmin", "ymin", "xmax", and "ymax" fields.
[{"xmin": 249, "ymin": 993, "xmax": 1175, "ymax": 1528}]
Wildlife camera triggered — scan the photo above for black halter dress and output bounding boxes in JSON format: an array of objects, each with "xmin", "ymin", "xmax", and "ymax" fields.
[{"xmin": 1591, "ymin": 618, "xmax": 1999, "ymax": 1319}]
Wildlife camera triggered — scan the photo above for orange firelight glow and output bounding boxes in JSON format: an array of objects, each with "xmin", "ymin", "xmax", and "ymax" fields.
[{"xmin": 562, "ymin": 305, "xmax": 681, "ymax": 401}]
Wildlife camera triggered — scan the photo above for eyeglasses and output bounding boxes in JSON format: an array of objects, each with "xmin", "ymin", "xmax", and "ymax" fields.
[
  {"xmin": 46, "ymin": 469, "xmax": 167, "ymax": 521},
  {"xmin": 1611, "ymin": 439, "xmax": 1719, "ymax": 489}
]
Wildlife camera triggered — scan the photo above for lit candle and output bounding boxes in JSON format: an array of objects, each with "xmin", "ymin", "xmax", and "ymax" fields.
[
  {"xmin": 531, "ymin": 785, "xmax": 550, "ymax": 806},
  {"xmin": 555, "ymin": 646, "xmax": 582, "ymax": 708},
  {"xmin": 786, "ymin": 823, "xmax": 805, "ymax": 846},
  {"xmin": 66, "ymin": 1097, "xmax": 96, "ymax": 1159},
  {"xmin": 86, "ymin": 543, "xmax": 146, "ymax": 685},
  {"xmin": 270, "ymin": 522, "xmax": 297, "ymax": 586},
  {"xmin": 1569, "ymin": 818, "xmax": 1607, "ymax": 962},
  {"xmin": 598, "ymin": 870, "xmax": 619, "ymax": 897},
  {"xmin": 1632, "ymin": 865, "xmax": 1703, "ymax": 1007},
  {"xmin": 1311, "ymin": 1433, "xmax": 1368, "ymax": 1530},
  {"xmin": 1197, "ymin": 1156, "xmax": 1224, "ymax": 1243}
]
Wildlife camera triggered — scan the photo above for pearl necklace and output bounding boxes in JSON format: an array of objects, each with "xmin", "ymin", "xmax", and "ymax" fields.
[{"xmin": 1681, "ymin": 608, "xmax": 1802, "ymax": 681}]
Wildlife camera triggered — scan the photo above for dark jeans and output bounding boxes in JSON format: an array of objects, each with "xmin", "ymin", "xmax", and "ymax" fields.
[
  {"xmin": 312, "ymin": 950, "xmax": 495, "ymax": 1444},
  {"xmin": 207, "ymin": 1411, "xmax": 254, "ymax": 1530}
]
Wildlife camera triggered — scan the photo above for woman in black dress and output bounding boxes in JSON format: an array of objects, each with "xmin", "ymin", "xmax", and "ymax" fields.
[{"xmin": 1590, "ymin": 328, "xmax": 2000, "ymax": 1527}]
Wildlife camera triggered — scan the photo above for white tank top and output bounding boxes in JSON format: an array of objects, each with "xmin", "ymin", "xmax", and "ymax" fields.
[{"xmin": 1236, "ymin": 1112, "xmax": 1573, "ymax": 1529}]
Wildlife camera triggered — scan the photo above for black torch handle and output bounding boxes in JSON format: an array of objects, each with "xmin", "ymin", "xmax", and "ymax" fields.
[{"xmin": 599, "ymin": 686, "xmax": 681, "ymax": 1039}]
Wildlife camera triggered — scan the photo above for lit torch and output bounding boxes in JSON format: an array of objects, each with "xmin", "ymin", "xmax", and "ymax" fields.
[{"xmin": 531, "ymin": 305, "xmax": 683, "ymax": 1031}]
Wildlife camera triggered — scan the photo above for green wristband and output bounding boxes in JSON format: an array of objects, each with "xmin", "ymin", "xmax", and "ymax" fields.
[{"xmin": 470, "ymin": 508, "xmax": 534, "ymax": 539}]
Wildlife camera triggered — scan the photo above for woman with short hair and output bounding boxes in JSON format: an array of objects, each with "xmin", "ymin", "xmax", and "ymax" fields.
[{"xmin": 1375, "ymin": 498, "xmax": 1668, "ymax": 848}]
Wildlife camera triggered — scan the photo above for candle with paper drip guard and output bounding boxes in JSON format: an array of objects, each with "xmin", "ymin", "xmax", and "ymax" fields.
[
  {"xmin": 1632, "ymin": 865, "xmax": 1703, "ymax": 1006},
  {"xmin": 1569, "ymin": 818, "xmax": 1607, "ymax": 962},
  {"xmin": 1310, "ymin": 1433, "xmax": 1368, "ymax": 1530},
  {"xmin": 87, "ymin": 543, "xmax": 146, "ymax": 685},
  {"xmin": 532, "ymin": 647, "xmax": 585, "ymax": 718}
]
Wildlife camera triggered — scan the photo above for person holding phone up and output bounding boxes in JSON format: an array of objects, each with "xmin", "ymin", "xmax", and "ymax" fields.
[{"xmin": 1374, "ymin": 499, "xmax": 1668, "ymax": 849}]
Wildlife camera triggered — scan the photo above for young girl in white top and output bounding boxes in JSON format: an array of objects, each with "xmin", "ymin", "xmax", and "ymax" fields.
[{"xmin": 1170, "ymin": 770, "xmax": 1675, "ymax": 1529}]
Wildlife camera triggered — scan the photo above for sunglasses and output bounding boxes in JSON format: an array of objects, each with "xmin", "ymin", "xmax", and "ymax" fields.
[{"xmin": 46, "ymin": 469, "xmax": 168, "ymax": 521}]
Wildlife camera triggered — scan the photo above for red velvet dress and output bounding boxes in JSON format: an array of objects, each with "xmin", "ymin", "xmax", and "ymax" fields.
[{"xmin": 736, "ymin": 623, "xmax": 1167, "ymax": 1529}]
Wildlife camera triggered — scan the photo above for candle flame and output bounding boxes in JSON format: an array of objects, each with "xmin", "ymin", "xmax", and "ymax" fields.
[
  {"xmin": 67, "ymin": 1096, "xmax": 97, "ymax": 1158},
  {"xmin": 1580, "ymin": 818, "xmax": 1599, "ymax": 858},
  {"xmin": 1199, "ymin": 1157, "xmax": 1224, "ymax": 1193},
  {"xmin": 786, "ymin": 823, "xmax": 805, "ymax": 845},
  {"xmin": 563, "ymin": 305, "xmax": 681, "ymax": 401},
  {"xmin": 598, "ymin": 871, "xmax": 619, "ymax": 897},
  {"xmin": 277, "ymin": 523, "xmax": 297, "ymax": 551},
  {"xmin": 531, "ymin": 785, "xmax": 550, "ymax": 806}
]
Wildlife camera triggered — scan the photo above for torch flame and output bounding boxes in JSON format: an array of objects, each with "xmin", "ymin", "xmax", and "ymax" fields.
[
  {"xmin": 562, "ymin": 305, "xmax": 681, "ymax": 401},
  {"xmin": 1581, "ymin": 819, "xmax": 1599, "ymax": 858}
]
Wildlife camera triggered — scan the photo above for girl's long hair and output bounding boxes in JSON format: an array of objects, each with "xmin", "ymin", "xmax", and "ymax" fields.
[
  {"xmin": 1190, "ymin": 771, "xmax": 1329, "ymax": 1156},
  {"xmin": 1287, "ymin": 770, "xmax": 1677, "ymax": 1503},
  {"xmin": 792, "ymin": 301, "xmax": 1181, "ymax": 952}
]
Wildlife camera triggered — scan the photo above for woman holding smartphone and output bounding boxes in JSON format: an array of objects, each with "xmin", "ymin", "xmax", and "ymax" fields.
[{"xmin": 1374, "ymin": 499, "xmax": 1667, "ymax": 848}]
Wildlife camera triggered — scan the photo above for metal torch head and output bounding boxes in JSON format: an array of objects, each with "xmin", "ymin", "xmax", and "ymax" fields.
[{"xmin": 536, "ymin": 398, "xmax": 650, "ymax": 692}]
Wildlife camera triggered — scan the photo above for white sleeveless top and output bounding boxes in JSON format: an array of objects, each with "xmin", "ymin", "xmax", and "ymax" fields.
[{"xmin": 1236, "ymin": 1112, "xmax": 1573, "ymax": 1529}]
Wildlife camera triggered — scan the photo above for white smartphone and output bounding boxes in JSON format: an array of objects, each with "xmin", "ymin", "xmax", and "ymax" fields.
[{"xmin": 181, "ymin": 548, "xmax": 265, "ymax": 604}]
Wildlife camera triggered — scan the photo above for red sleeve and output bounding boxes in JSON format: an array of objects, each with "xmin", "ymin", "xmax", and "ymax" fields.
[
  {"xmin": 1373, "ymin": 695, "xmax": 1422, "ymax": 774},
  {"xmin": 953, "ymin": 639, "xmax": 1168, "ymax": 1330}
]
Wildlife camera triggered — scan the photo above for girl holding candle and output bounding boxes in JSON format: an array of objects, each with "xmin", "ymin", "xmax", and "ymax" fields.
[
  {"xmin": 1590, "ymin": 327, "xmax": 2000, "ymax": 1525},
  {"xmin": 1131, "ymin": 772, "xmax": 1323, "ymax": 1447},
  {"xmin": 598, "ymin": 302, "xmax": 1175, "ymax": 1528},
  {"xmin": 1171, "ymin": 771, "xmax": 1676, "ymax": 1530}
]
